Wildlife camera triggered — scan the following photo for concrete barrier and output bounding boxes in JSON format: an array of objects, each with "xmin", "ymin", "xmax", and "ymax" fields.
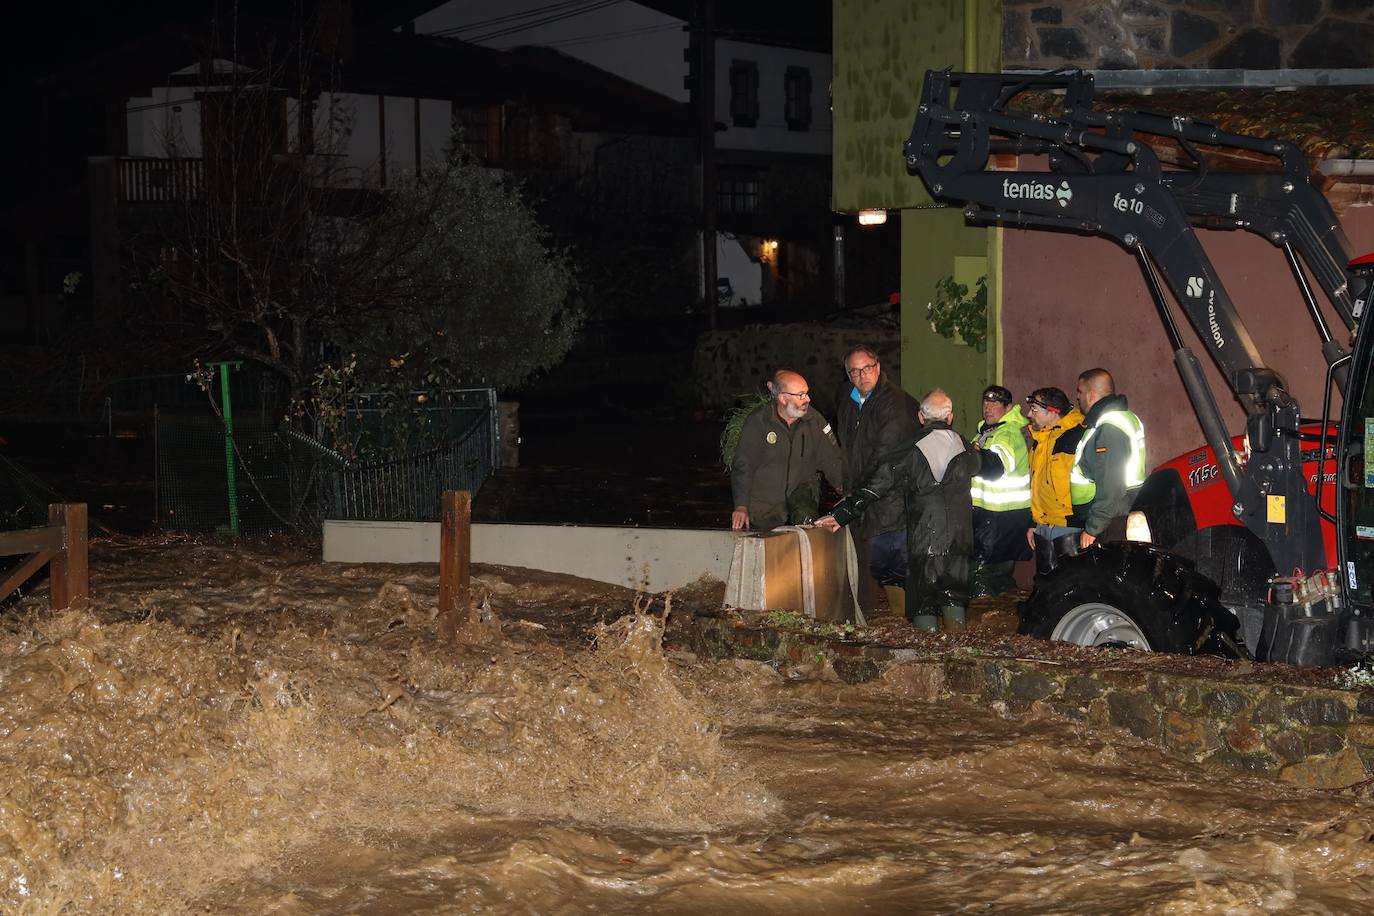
[{"xmin": 323, "ymin": 520, "xmax": 743, "ymax": 593}]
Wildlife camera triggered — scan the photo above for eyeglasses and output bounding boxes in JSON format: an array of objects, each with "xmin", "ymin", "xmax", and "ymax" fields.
[
  {"xmin": 1026, "ymin": 400, "xmax": 1051, "ymax": 413},
  {"xmin": 846, "ymin": 363, "xmax": 878, "ymax": 378},
  {"xmin": 778, "ymin": 390, "xmax": 809, "ymax": 398}
]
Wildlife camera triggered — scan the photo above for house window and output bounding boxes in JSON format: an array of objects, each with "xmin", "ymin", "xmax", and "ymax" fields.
[
  {"xmin": 718, "ymin": 171, "xmax": 760, "ymax": 213},
  {"xmin": 502, "ymin": 107, "xmax": 564, "ymax": 166},
  {"xmin": 729, "ymin": 61, "xmax": 759, "ymax": 128},
  {"xmin": 784, "ymin": 67, "xmax": 812, "ymax": 131},
  {"xmin": 453, "ymin": 105, "xmax": 500, "ymax": 163}
]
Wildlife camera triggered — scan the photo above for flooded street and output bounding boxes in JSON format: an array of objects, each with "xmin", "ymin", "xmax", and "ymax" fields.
[
  {"xmin": 2, "ymin": 540, "xmax": 1373, "ymax": 913},
  {"xmin": 205, "ymin": 692, "xmax": 1374, "ymax": 915}
]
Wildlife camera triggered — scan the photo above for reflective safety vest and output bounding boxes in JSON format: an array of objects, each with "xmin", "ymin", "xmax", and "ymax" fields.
[
  {"xmin": 1069, "ymin": 408, "xmax": 1147, "ymax": 503},
  {"xmin": 971, "ymin": 406, "xmax": 1032, "ymax": 512}
]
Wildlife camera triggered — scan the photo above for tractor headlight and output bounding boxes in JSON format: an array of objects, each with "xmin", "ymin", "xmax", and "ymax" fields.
[{"xmin": 1126, "ymin": 510, "xmax": 1153, "ymax": 543}]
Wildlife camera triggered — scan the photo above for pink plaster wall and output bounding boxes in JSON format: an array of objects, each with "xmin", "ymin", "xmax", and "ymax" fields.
[{"xmin": 1001, "ymin": 210, "xmax": 1374, "ymax": 468}]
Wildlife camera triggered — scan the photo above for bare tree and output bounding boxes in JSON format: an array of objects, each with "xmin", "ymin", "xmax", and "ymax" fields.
[{"xmin": 131, "ymin": 17, "xmax": 578, "ymax": 410}]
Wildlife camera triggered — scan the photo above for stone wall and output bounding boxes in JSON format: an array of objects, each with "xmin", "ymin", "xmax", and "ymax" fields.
[
  {"xmin": 1004, "ymin": 0, "xmax": 1374, "ymax": 71},
  {"xmin": 691, "ymin": 322, "xmax": 902, "ymax": 418},
  {"xmin": 686, "ymin": 616, "xmax": 1374, "ymax": 791}
]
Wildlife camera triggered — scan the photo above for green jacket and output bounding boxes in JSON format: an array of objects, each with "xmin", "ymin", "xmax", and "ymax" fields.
[
  {"xmin": 1071, "ymin": 394, "xmax": 1147, "ymax": 536},
  {"xmin": 730, "ymin": 403, "xmax": 844, "ymax": 529}
]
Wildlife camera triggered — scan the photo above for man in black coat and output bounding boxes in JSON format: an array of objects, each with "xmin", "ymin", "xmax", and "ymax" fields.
[
  {"xmin": 834, "ymin": 346, "xmax": 919, "ymax": 609},
  {"xmin": 818, "ymin": 389, "xmax": 979, "ymax": 632}
]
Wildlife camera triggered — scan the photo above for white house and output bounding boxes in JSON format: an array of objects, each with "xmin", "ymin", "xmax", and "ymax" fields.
[{"xmin": 408, "ymin": 0, "xmax": 834, "ymax": 308}]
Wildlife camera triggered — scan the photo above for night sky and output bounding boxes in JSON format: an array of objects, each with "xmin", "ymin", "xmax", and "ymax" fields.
[{"xmin": 3, "ymin": 0, "xmax": 830, "ymax": 206}]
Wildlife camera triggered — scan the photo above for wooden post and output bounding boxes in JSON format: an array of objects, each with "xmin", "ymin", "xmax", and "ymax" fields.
[
  {"xmin": 439, "ymin": 490, "xmax": 471, "ymax": 641},
  {"xmin": 48, "ymin": 503, "xmax": 88, "ymax": 610}
]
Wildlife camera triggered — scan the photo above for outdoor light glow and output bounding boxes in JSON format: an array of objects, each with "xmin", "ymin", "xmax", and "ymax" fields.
[
  {"xmin": 766, "ymin": 239, "xmax": 779, "ymax": 250},
  {"xmin": 857, "ymin": 209, "xmax": 888, "ymax": 226}
]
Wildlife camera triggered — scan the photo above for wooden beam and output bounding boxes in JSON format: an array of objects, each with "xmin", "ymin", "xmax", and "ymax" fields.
[
  {"xmin": 0, "ymin": 526, "xmax": 63, "ymax": 558},
  {"xmin": 438, "ymin": 490, "xmax": 472, "ymax": 642},
  {"xmin": 0, "ymin": 550, "xmax": 57, "ymax": 606},
  {"xmin": 48, "ymin": 503, "xmax": 89, "ymax": 611}
]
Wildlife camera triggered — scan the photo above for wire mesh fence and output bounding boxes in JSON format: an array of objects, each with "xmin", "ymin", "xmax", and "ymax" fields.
[
  {"xmin": 155, "ymin": 387, "xmax": 497, "ymax": 533},
  {"xmin": 155, "ymin": 407, "xmax": 299, "ymax": 533}
]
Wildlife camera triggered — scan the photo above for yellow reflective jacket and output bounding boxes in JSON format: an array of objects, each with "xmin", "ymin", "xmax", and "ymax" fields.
[{"xmin": 1028, "ymin": 408, "xmax": 1086, "ymax": 527}]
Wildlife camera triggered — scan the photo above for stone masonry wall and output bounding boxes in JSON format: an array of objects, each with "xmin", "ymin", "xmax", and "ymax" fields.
[
  {"xmin": 687, "ymin": 616, "xmax": 1374, "ymax": 791},
  {"xmin": 1004, "ymin": 0, "xmax": 1374, "ymax": 72}
]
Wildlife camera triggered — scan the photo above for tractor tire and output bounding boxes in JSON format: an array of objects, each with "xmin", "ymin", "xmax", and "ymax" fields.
[{"xmin": 1019, "ymin": 541, "xmax": 1243, "ymax": 657}]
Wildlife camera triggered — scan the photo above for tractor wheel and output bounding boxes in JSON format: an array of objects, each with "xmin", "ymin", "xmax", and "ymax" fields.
[{"xmin": 1019, "ymin": 542, "xmax": 1242, "ymax": 656}]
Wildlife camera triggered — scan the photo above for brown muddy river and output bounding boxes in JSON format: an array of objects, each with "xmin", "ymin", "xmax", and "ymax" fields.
[{"xmin": 2, "ymin": 538, "xmax": 1372, "ymax": 913}]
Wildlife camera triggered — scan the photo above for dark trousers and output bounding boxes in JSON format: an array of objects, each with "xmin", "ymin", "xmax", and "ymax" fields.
[{"xmin": 868, "ymin": 528, "xmax": 908, "ymax": 586}]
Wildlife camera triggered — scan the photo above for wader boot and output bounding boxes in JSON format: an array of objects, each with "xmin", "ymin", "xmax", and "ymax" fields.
[
  {"xmin": 902, "ymin": 584, "xmax": 938, "ymax": 631},
  {"xmin": 941, "ymin": 606, "xmax": 966, "ymax": 631},
  {"xmin": 882, "ymin": 585, "xmax": 906, "ymax": 616}
]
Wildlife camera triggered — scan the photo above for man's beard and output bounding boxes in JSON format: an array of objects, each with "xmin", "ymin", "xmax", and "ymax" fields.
[{"xmin": 783, "ymin": 401, "xmax": 808, "ymax": 420}]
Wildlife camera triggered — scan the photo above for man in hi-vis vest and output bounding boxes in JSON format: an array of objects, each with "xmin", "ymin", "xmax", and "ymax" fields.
[
  {"xmin": 1071, "ymin": 368, "xmax": 1147, "ymax": 550},
  {"xmin": 969, "ymin": 385, "xmax": 1032, "ymax": 596}
]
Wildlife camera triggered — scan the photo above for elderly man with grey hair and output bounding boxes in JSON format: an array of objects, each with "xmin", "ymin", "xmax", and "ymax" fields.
[{"xmin": 818, "ymin": 388, "xmax": 979, "ymax": 631}]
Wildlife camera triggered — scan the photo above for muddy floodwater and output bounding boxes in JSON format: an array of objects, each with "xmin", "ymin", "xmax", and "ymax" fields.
[{"xmin": 2, "ymin": 539, "xmax": 1373, "ymax": 913}]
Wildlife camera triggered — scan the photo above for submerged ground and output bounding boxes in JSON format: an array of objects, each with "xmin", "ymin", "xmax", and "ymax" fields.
[{"xmin": 1, "ymin": 537, "xmax": 1372, "ymax": 913}]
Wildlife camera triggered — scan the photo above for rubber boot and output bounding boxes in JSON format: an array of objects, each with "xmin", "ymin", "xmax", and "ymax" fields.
[
  {"xmin": 941, "ymin": 605, "xmax": 966, "ymax": 631},
  {"xmin": 909, "ymin": 614, "xmax": 939, "ymax": 632},
  {"xmin": 882, "ymin": 585, "xmax": 906, "ymax": 616}
]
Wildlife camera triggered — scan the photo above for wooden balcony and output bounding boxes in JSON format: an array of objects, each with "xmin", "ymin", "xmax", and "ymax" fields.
[
  {"xmin": 117, "ymin": 157, "xmax": 205, "ymax": 205},
  {"xmin": 103, "ymin": 154, "xmax": 387, "ymax": 210}
]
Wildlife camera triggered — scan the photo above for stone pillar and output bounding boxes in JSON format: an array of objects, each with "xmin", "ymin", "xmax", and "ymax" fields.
[{"xmin": 496, "ymin": 401, "xmax": 520, "ymax": 468}]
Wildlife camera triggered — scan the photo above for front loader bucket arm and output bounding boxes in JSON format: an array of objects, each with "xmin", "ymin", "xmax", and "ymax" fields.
[
  {"xmin": 1060, "ymin": 103, "xmax": 1360, "ymax": 332},
  {"xmin": 905, "ymin": 70, "xmax": 1269, "ymax": 405},
  {"xmin": 905, "ymin": 68, "xmax": 1337, "ymax": 575}
]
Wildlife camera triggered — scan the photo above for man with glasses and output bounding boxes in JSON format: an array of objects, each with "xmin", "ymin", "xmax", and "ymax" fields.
[
  {"xmin": 730, "ymin": 369, "xmax": 844, "ymax": 530},
  {"xmin": 834, "ymin": 345, "xmax": 919, "ymax": 612}
]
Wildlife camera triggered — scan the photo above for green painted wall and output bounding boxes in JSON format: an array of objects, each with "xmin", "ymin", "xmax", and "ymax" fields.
[
  {"xmin": 830, "ymin": 0, "xmax": 1004, "ymax": 431},
  {"xmin": 900, "ymin": 208, "xmax": 1001, "ymax": 435},
  {"xmin": 832, "ymin": 0, "xmax": 1002, "ymax": 211}
]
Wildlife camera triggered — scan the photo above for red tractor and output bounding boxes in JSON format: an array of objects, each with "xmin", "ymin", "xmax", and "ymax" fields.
[{"xmin": 906, "ymin": 70, "xmax": 1374, "ymax": 666}]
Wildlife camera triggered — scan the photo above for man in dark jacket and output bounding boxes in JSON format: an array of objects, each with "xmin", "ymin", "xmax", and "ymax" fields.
[
  {"xmin": 730, "ymin": 369, "xmax": 845, "ymax": 530},
  {"xmin": 1072, "ymin": 368, "xmax": 1147, "ymax": 549},
  {"xmin": 835, "ymin": 346, "xmax": 919, "ymax": 606},
  {"xmin": 818, "ymin": 389, "xmax": 979, "ymax": 632}
]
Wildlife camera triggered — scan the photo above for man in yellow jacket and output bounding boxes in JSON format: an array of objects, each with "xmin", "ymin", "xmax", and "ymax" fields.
[{"xmin": 1024, "ymin": 387, "xmax": 1087, "ymax": 570}]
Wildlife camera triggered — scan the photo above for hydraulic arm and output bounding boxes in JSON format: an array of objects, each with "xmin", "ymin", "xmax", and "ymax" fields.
[{"xmin": 902, "ymin": 69, "xmax": 1366, "ymax": 576}]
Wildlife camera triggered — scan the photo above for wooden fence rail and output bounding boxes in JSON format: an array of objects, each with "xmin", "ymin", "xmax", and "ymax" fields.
[{"xmin": 0, "ymin": 504, "xmax": 89, "ymax": 610}]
